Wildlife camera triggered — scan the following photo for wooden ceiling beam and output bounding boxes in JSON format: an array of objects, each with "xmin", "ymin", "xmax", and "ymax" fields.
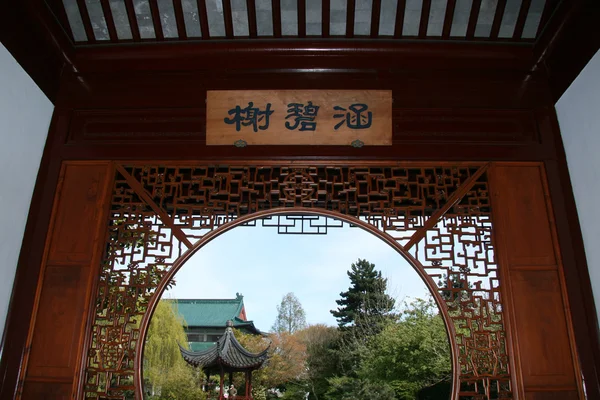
[
  {"xmin": 197, "ymin": 0, "xmax": 211, "ymax": 39},
  {"xmin": 247, "ymin": 0, "xmax": 258, "ymax": 37},
  {"xmin": 442, "ymin": 0, "xmax": 456, "ymax": 38},
  {"xmin": 124, "ymin": 0, "xmax": 141, "ymax": 41},
  {"xmin": 100, "ymin": 0, "xmax": 119, "ymax": 41},
  {"xmin": 393, "ymin": 0, "xmax": 406, "ymax": 38},
  {"xmin": 419, "ymin": 0, "xmax": 431, "ymax": 38},
  {"xmin": 76, "ymin": 0, "xmax": 97, "ymax": 43},
  {"xmin": 173, "ymin": 0, "xmax": 188, "ymax": 39},
  {"xmin": 71, "ymin": 40, "xmax": 535, "ymax": 73}
]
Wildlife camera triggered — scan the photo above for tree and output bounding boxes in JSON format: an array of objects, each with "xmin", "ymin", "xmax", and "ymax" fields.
[
  {"xmin": 330, "ymin": 259, "xmax": 395, "ymax": 334},
  {"xmin": 296, "ymin": 324, "xmax": 340, "ymax": 400},
  {"xmin": 144, "ymin": 300, "xmax": 205, "ymax": 399},
  {"xmin": 358, "ymin": 298, "xmax": 451, "ymax": 400},
  {"xmin": 234, "ymin": 329, "xmax": 307, "ymax": 390},
  {"xmin": 272, "ymin": 292, "xmax": 307, "ymax": 334}
]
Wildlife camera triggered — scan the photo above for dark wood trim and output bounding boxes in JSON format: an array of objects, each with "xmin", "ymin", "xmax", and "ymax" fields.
[
  {"xmin": 172, "ymin": 0, "xmax": 188, "ymax": 40},
  {"xmin": 148, "ymin": 0, "xmax": 165, "ymax": 40},
  {"xmin": 465, "ymin": 0, "xmax": 481, "ymax": 39},
  {"xmin": 71, "ymin": 40, "xmax": 535, "ymax": 73},
  {"xmin": 44, "ymin": 0, "xmax": 74, "ymax": 43},
  {"xmin": 222, "ymin": 0, "xmax": 234, "ymax": 38},
  {"xmin": 0, "ymin": 0, "xmax": 70, "ymax": 102},
  {"xmin": 196, "ymin": 0, "xmax": 211, "ymax": 39},
  {"xmin": 115, "ymin": 166, "xmax": 193, "ymax": 248},
  {"xmin": 393, "ymin": 0, "xmax": 406, "ymax": 38},
  {"xmin": 345, "ymin": 0, "xmax": 355, "ymax": 38},
  {"xmin": 322, "ymin": 0, "xmax": 330, "ymax": 37},
  {"xmin": 370, "ymin": 0, "xmax": 381, "ymax": 38},
  {"xmin": 100, "ymin": 0, "xmax": 119, "ymax": 41},
  {"xmin": 297, "ymin": 0, "xmax": 306, "ymax": 38},
  {"xmin": 405, "ymin": 163, "xmax": 490, "ymax": 251},
  {"xmin": 272, "ymin": 0, "xmax": 282, "ymax": 37},
  {"xmin": 539, "ymin": 107, "xmax": 600, "ymax": 396},
  {"xmin": 75, "ymin": 0, "xmax": 96, "ymax": 43},
  {"xmin": 490, "ymin": 0, "xmax": 507, "ymax": 39},
  {"xmin": 247, "ymin": 0, "xmax": 258, "ymax": 38},
  {"xmin": 535, "ymin": 0, "xmax": 600, "ymax": 102},
  {"xmin": 442, "ymin": 0, "xmax": 456, "ymax": 38},
  {"xmin": 0, "ymin": 109, "xmax": 65, "ymax": 399},
  {"xmin": 123, "ymin": 0, "xmax": 141, "ymax": 41},
  {"xmin": 513, "ymin": 0, "xmax": 532, "ymax": 40},
  {"xmin": 419, "ymin": 0, "xmax": 431, "ymax": 38}
]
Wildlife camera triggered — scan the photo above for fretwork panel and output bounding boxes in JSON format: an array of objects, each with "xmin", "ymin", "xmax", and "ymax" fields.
[{"xmin": 83, "ymin": 164, "xmax": 510, "ymax": 400}]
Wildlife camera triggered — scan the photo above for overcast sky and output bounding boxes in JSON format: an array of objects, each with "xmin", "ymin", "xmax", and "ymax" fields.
[{"xmin": 163, "ymin": 216, "xmax": 433, "ymax": 331}]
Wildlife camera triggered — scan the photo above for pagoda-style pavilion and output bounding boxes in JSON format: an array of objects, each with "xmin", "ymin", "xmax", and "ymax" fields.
[{"xmin": 180, "ymin": 320, "xmax": 270, "ymax": 399}]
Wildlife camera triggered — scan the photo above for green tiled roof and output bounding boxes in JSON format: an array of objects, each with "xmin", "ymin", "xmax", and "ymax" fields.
[
  {"xmin": 189, "ymin": 342, "xmax": 216, "ymax": 352},
  {"xmin": 165, "ymin": 294, "xmax": 261, "ymax": 333}
]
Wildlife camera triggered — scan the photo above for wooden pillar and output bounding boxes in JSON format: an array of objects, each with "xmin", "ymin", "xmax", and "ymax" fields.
[
  {"xmin": 219, "ymin": 369, "xmax": 224, "ymax": 400},
  {"xmin": 18, "ymin": 162, "xmax": 112, "ymax": 399},
  {"xmin": 248, "ymin": 370, "xmax": 253, "ymax": 399},
  {"xmin": 490, "ymin": 163, "xmax": 584, "ymax": 399}
]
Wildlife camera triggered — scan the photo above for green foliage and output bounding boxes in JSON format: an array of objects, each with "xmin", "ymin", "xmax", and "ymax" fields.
[
  {"xmin": 326, "ymin": 376, "xmax": 396, "ymax": 400},
  {"xmin": 296, "ymin": 324, "xmax": 340, "ymax": 399},
  {"xmin": 144, "ymin": 300, "xmax": 205, "ymax": 399},
  {"xmin": 359, "ymin": 298, "xmax": 452, "ymax": 399},
  {"xmin": 331, "ymin": 258, "xmax": 395, "ymax": 334},
  {"xmin": 272, "ymin": 292, "xmax": 308, "ymax": 334}
]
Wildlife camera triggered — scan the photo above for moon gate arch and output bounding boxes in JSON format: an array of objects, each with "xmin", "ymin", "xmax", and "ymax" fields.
[{"xmin": 84, "ymin": 163, "xmax": 510, "ymax": 400}]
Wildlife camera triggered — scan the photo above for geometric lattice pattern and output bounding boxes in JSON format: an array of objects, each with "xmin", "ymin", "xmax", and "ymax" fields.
[{"xmin": 83, "ymin": 164, "xmax": 511, "ymax": 399}]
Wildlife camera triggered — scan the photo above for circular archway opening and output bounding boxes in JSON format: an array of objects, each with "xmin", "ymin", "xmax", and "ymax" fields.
[{"xmin": 141, "ymin": 213, "xmax": 454, "ymax": 400}]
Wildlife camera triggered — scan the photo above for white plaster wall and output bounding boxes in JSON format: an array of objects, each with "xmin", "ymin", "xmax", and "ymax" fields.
[
  {"xmin": 556, "ymin": 49, "xmax": 600, "ymax": 321},
  {"xmin": 0, "ymin": 44, "xmax": 54, "ymax": 339}
]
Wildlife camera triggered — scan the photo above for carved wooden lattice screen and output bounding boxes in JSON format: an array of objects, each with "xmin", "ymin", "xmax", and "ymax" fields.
[{"xmin": 83, "ymin": 163, "xmax": 510, "ymax": 399}]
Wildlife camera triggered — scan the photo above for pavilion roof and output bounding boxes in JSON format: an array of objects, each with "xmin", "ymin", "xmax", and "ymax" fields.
[{"xmin": 179, "ymin": 321, "xmax": 270, "ymax": 373}]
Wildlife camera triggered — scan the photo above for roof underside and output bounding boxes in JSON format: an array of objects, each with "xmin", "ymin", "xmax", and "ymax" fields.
[
  {"xmin": 55, "ymin": 0, "xmax": 557, "ymax": 44},
  {"xmin": 180, "ymin": 327, "xmax": 269, "ymax": 372}
]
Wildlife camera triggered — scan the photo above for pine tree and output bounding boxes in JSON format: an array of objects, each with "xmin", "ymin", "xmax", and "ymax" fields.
[{"xmin": 330, "ymin": 259, "xmax": 395, "ymax": 333}]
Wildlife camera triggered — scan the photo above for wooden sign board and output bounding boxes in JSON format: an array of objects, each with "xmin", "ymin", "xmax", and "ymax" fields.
[{"xmin": 206, "ymin": 90, "xmax": 392, "ymax": 146}]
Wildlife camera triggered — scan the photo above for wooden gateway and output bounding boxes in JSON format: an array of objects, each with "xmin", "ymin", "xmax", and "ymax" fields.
[
  {"xmin": 179, "ymin": 321, "xmax": 269, "ymax": 400},
  {"xmin": 1, "ymin": 1, "xmax": 599, "ymax": 400}
]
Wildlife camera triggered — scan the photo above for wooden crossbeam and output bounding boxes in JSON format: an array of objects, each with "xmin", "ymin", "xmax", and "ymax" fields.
[
  {"xmin": 404, "ymin": 163, "xmax": 490, "ymax": 252},
  {"xmin": 116, "ymin": 165, "xmax": 193, "ymax": 250}
]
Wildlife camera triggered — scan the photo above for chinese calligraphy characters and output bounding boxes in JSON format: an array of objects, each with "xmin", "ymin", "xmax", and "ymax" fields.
[
  {"xmin": 224, "ymin": 102, "xmax": 373, "ymax": 132},
  {"xmin": 285, "ymin": 101, "xmax": 320, "ymax": 131},
  {"xmin": 333, "ymin": 104, "xmax": 373, "ymax": 130},
  {"xmin": 207, "ymin": 90, "xmax": 392, "ymax": 146},
  {"xmin": 224, "ymin": 102, "xmax": 274, "ymax": 132}
]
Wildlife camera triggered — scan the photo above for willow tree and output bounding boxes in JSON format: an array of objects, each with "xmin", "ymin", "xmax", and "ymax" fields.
[{"xmin": 144, "ymin": 300, "xmax": 204, "ymax": 399}]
